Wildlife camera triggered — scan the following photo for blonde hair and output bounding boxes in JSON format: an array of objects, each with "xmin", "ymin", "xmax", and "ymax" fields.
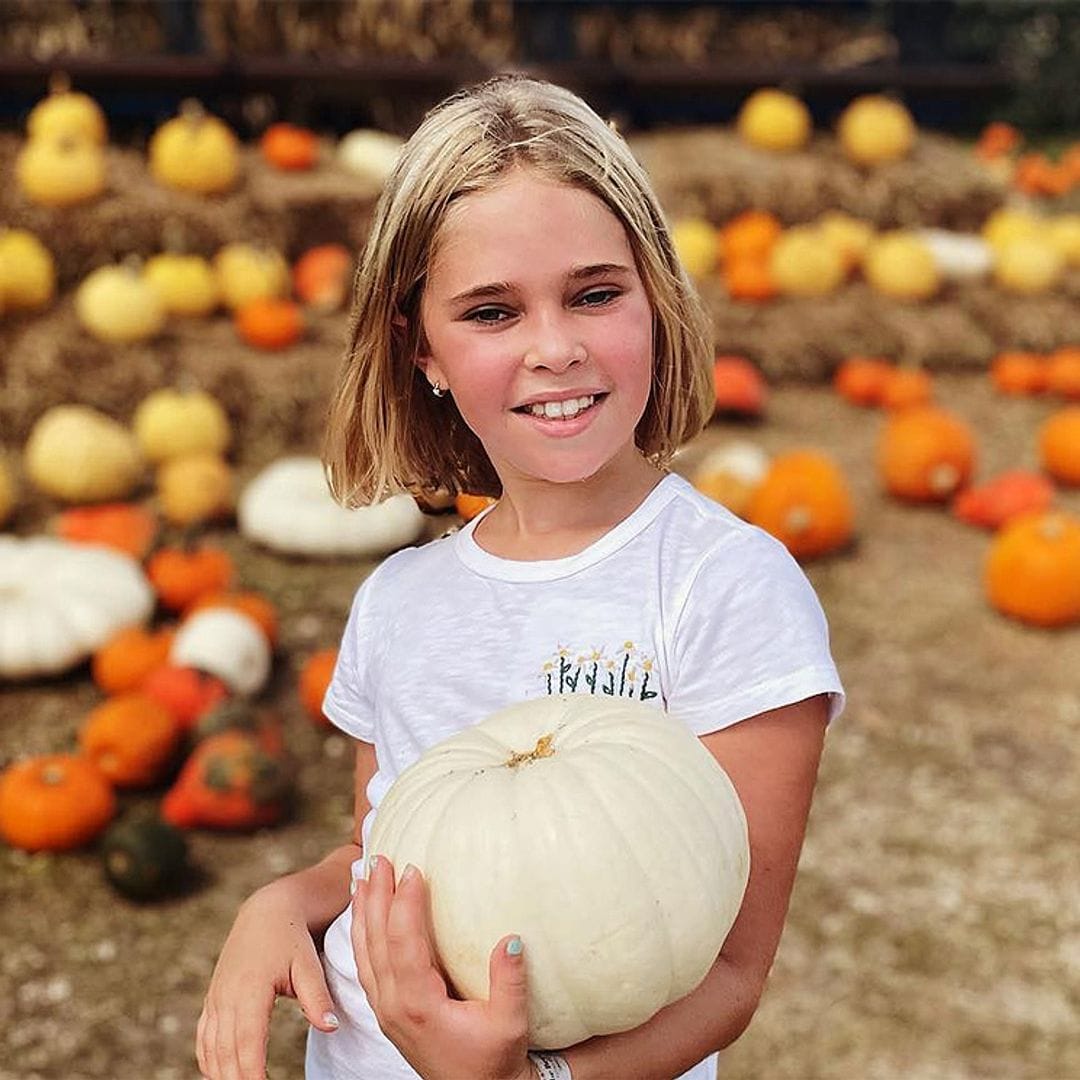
[{"xmin": 324, "ymin": 73, "xmax": 714, "ymax": 504}]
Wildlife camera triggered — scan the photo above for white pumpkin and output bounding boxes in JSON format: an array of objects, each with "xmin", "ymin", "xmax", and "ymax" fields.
[
  {"xmin": 238, "ymin": 456, "xmax": 425, "ymax": 558},
  {"xmin": 170, "ymin": 608, "xmax": 270, "ymax": 696},
  {"xmin": 917, "ymin": 229, "xmax": 993, "ymax": 280},
  {"xmin": 337, "ymin": 129, "xmax": 403, "ymax": 186},
  {"xmin": 368, "ymin": 694, "xmax": 750, "ymax": 1050},
  {"xmin": 0, "ymin": 537, "xmax": 154, "ymax": 679}
]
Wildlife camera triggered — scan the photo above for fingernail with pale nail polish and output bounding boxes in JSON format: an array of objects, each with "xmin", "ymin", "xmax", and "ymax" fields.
[
  {"xmin": 323, "ymin": 1011, "xmax": 340, "ymax": 1029},
  {"xmin": 506, "ymin": 936, "xmax": 523, "ymax": 956},
  {"xmin": 401, "ymin": 863, "xmax": 418, "ymax": 883}
]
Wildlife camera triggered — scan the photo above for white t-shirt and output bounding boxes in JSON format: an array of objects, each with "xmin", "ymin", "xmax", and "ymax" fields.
[{"xmin": 307, "ymin": 472, "xmax": 844, "ymax": 1080}]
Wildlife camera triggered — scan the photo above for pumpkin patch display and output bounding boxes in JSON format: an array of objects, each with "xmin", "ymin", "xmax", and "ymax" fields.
[
  {"xmin": 877, "ymin": 406, "xmax": 976, "ymax": 503},
  {"xmin": 367, "ymin": 694, "xmax": 749, "ymax": 1050},
  {"xmin": 101, "ymin": 814, "xmax": 190, "ymax": 900},
  {"xmin": 52, "ymin": 503, "xmax": 158, "ymax": 559},
  {"xmin": 213, "ymin": 243, "xmax": 290, "ymax": 310},
  {"xmin": 133, "ymin": 387, "xmax": 231, "ymax": 464},
  {"xmin": 75, "ymin": 263, "xmax": 165, "ymax": 344},
  {"xmin": 156, "ymin": 452, "xmax": 235, "ymax": 527},
  {"xmin": 25, "ymin": 405, "xmax": 144, "ymax": 504},
  {"xmin": 736, "ymin": 88, "xmax": 811, "ymax": 153},
  {"xmin": 234, "ymin": 298, "xmax": 304, "ymax": 350},
  {"xmin": 260, "ymin": 122, "xmax": 320, "ymax": 170},
  {"xmin": 747, "ymin": 450, "xmax": 854, "ymax": 560},
  {"xmin": 16, "ymin": 134, "xmax": 107, "ymax": 207},
  {"xmin": 952, "ymin": 470, "xmax": 1055, "ymax": 530},
  {"xmin": 0, "ymin": 229, "xmax": 56, "ymax": 311},
  {"xmin": 1039, "ymin": 407, "xmax": 1080, "ymax": 485},
  {"xmin": 146, "ymin": 545, "xmax": 234, "ymax": 611},
  {"xmin": 141, "ymin": 665, "xmax": 230, "ymax": 731},
  {"xmin": 149, "ymin": 100, "xmax": 239, "ymax": 195},
  {"xmin": 336, "ymin": 128, "xmax": 404, "ymax": 185},
  {"xmin": 78, "ymin": 693, "xmax": 182, "ymax": 788},
  {"xmin": 92, "ymin": 625, "xmax": 177, "ymax": 695},
  {"xmin": 0, "ymin": 754, "xmax": 116, "ymax": 852},
  {"xmin": 690, "ymin": 441, "xmax": 770, "ymax": 519},
  {"xmin": 143, "ymin": 252, "xmax": 220, "ymax": 317},
  {"xmin": 837, "ymin": 95, "xmax": 916, "ymax": 165},
  {"xmin": 27, "ymin": 77, "xmax": 107, "ymax": 144},
  {"xmin": 298, "ymin": 648, "xmax": 339, "ymax": 726},
  {"xmin": 170, "ymin": 608, "xmax": 272, "ymax": 697},
  {"xmin": 712, "ymin": 355, "xmax": 767, "ymax": 417},
  {"xmin": 293, "ymin": 244, "xmax": 353, "ymax": 312},
  {"xmin": 0, "ymin": 538, "xmax": 154, "ymax": 680},
  {"xmin": 238, "ymin": 457, "xmax": 426, "ymax": 557},
  {"xmin": 161, "ymin": 729, "xmax": 293, "ymax": 830},
  {"xmin": 985, "ymin": 511, "xmax": 1080, "ymax": 627}
]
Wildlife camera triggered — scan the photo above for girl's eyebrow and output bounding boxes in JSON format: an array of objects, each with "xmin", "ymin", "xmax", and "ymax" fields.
[{"xmin": 446, "ymin": 263, "xmax": 633, "ymax": 306}]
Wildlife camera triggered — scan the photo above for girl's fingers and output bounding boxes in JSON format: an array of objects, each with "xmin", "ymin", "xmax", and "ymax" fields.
[
  {"xmin": 385, "ymin": 864, "xmax": 439, "ymax": 990},
  {"xmin": 362, "ymin": 856, "xmax": 395, "ymax": 985},
  {"xmin": 289, "ymin": 942, "xmax": 340, "ymax": 1032},
  {"xmin": 487, "ymin": 935, "xmax": 530, "ymax": 1040},
  {"xmin": 232, "ymin": 990, "xmax": 275, "ymax": 1079},
  {"xmin": 350, "ymin": 877, "xmax": 377, "ymax": 996}
]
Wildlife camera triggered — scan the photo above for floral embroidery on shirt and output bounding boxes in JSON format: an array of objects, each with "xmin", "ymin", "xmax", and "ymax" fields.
[{"xmin": 540, "ymin": 642, "xmax": 658, "ymax": 701}]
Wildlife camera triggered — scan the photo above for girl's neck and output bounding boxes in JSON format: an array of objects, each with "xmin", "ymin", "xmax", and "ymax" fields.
[{"xmin": 472, "ymin": 454, "xmax": 666, "ymax": 561}]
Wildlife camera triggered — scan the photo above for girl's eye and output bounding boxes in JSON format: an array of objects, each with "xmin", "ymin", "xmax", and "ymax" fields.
[
  {"xmin": 577, "ymin": 288, "xmax": 620, "ymax": 307},
  {"xmin": 464, "ymin": 306, "xmax": 513, "ymax": 324}
]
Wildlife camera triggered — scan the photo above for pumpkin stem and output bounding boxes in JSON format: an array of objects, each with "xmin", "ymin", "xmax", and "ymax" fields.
[
  {"xmin": 41, "ymin": 763, "xmax": 66, "ymax": 785},
  {"xmin": 785, "ymin": 506, "xmax": 812, "ymax": 534},
  {"xmin": 505, "ymin": 734, "xmax": 556, "ymax": 768},
  {"xmin": 929, "ymin": 463, "xmax": 960, "ymax": 495}
]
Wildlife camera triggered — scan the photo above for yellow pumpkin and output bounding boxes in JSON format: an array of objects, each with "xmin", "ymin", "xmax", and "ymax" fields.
[
  {"xmin": 157, "ymin": 453, "xmax": 234, "ymax": 527},
  {"xmin": 671, "ymin": 218, "xmax": 719, "ymax": 279},
  {"xmin": 815, "ymin": 211, "xmax": 875, "ymax": 272},
  {"xmin": 27, "ymin": 77, "xmax": 107, "ymax": 144},
  {"xmin": 837, "ymin": 95, "xmax": 916, "ymax": 166},
  {"xmin": 25, "ymin": 405, "xmax": 144, "ymax": 503},
  {"xmin": 213, "ymin": 243, "xmax": 290, "ymax": 310},
  {"xmin": 0, "ymin": 229, "xmax": 56, "ymax": 311},
  {"xmin": 770, "ymin": 226, "xmax": 846, "ymax": 297},
  {"xmin": 149, "ymin": 101, "xmax": 239, "ymax": 195},
  {"xmin": 736, "ymin": 89, "xmax": 811, "ymax": 153},
  {"xmin": 133, "ymin": 388, "xmax": 231, "ymax": 464},
  {"xmin": 16, "ymin": 135, "xmax": 107, "ymax": 207},
  {"xmin": 863, "ymin": 231, "xmax": 940, "ymax": 301},
  {"xmin": 981, "ymin": 208, "xmax": 1045, "ymax": 252},
  {"xmin": 993, "ymin": 239, "xmax": 1066, "ymax": 294},
  {"xmin": 1046, "ymin": 215, "xmax": 1080, "ymax": 268},
  {"xmin": 0, "ymin": 458, "xmax": 16, "ymax": 527},
  {"xmin": 142, "ymin": 251, "xmax": 219, "ymax": 317},
  {"xmin": 75, "ymin": 263, "xmax": 165, "ymax": 344}
]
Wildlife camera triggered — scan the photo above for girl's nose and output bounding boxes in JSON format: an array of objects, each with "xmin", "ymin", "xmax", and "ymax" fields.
[{"xmin": 523, "ymin": 321, "xmax": 587, "ymax": 373}]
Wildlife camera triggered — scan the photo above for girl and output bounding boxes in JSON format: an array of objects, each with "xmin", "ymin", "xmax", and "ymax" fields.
[{"xmin": 197, "ymin": 74, "xmax": 843, "ymax": 1080}]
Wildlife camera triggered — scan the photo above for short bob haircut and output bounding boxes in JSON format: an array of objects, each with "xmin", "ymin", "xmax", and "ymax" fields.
[{"xmin": 324, "ymin": 73, "xmax": 714, "ymax": 505}]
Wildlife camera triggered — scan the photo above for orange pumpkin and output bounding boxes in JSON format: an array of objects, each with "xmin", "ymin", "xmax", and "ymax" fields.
[
  {"xmin": 834, "ymin": 356, "xmax": 893, "ymax": 407},
  {"xmin": 186, "ymin": 590, "xmax": 278, "ymax": 647},
  {"xmin": 92, "ymin": 625, "xmax": 177, "ymax": 695},
  {"xmin": 974, "ymin": 121, "xmax": 1021, "ymax": 161},
  {"xmin": 1039, "ymin": 406, "xmax": 1080, "ymax": 485},
  {"xmin": 293, "ymin": 244, "xmax": 352, "ymax": 312},
  {"xmin": 299, "ymin": 648, "xmax": 339, "ymax": 726},
  {"xmin": 722, "ymin": 258, "xmax": 777, "ymax": 303},
  {"xmin": 1013, "ymin": 153, "xmax": 1071, "ymax": 197},
  {"xmin": 235, "ymin": 298, "xmax": 304, "ymax": 350},
  {"xmin": 455, "ymin": 493, "xmax": 497, "ymax": 521},
  {"xmin": 877, "ymin": 406, "xmax": 976, "ymax": 502},
  {"xmin": 52, "ymin": 503, "xmax": 158, "ymax": 559},
  {"xmin": 879, "ymin": 366, "xmax": 933, "ymax": 411},
  {"xmin": 985, "ymin": 511, "xmax": 1080, "ymax": 627},
  {"xmin": 142, "ymin": 664, "xmax": 230, "ymax": 731},
  {"xmin": 990, "ymin": 351, "xmax": 1049, "ymax": 396},
  {"xmin": 0, "ymin": 754, "xmax": 115, "ymax": 851},
  {"xmin": 147, "ymin": 545, "xmax": 234, "ymax": 611},
  {"xmin": 747, "ymin": 450, "xmax": 855, "ymax": 560},
  {"xmin": 712, "ymin": 355, "xmax": 767, "ymax": 417},
  {"xmin": 720, "ymin": 210, "xmax": 783, "ymax": 262},
  {"xmin": 952, "ymin": 470, "xmax": 1055, "ymax": 530},
  {"xmin": 1046, "ymin": 347, "xmax": 1080, "ymax": 400},
  {"xmin": 259, "ymin": 122, "xmax": 319, "ymax": 171},
  {"xmin": 78, "ymin": 693, "xmax": 182, "ymax": 788},
  {"xmin": 161, "ymin": 730, "xmax": 293, "ymax": 830}
]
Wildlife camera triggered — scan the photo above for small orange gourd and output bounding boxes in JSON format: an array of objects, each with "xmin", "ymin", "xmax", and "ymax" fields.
[
  {"xmin": 747, "ymin": 450, "xmax": 855, "ymax": 560},
  {"xmin": 455, "ymin": 493, "xmax": 497, "ymax": 521},
  {"xmin": 260, "ymin": 123, "xmax": 319, "ymax": 171},
  {"xmin": 952, "ymin": 470, "xmax": 1055, "ymax": 530},
  {"xmin": 78, "ymin": 693, "xmax": 182, "ymax": 788},
  {"xmin": 1039, "ymin": 406, "xmax": 1080, "ymax": 485},
  {"xmin": 92, "ymin": 625, "xmax": 177, "ymax": 695},
  {"xmin": 142, "ymin": 664, "xmax": 231, "ymax": 731},
  {"xmin": 146, "ymin": 545, "xmax": 234, "ymax": 611},
  {"xmin": 293, "ymin": 244, "xmax": 352, "ymax": 312},
  {"xmin": 722, "ymin": 258, "xmax": 777, "ymax": 303},
  {"xmin": 877, "ymin": 406, "xmax": 976, "ymax": 502},
  {"xmin": 235, "ymin": 298, "xmax": 304, "ymax": 350},
  {"xmin": 985, "ymin": 511, "xmax": 1080, "ymax": 627},
  {"xmin": 720, "ymin": 210, "xmax": 783, "ymax": 262},
  {"xmin": 299, "ymin": 648, "xmax": 339, "ymax": 726},
  {"xmin": 0, "ymin": 754, "xmax": 116, "ymax": 851},
  {"xmin": 879, "ymin": 366, "xmax": 933, "ymax": 411},
  {"xmin": 1046, "ymin": 347, "xmax": 1080, "ymax": 400},
  {"xmin": 52, "ymin": 502, "xmax": 158, "ymax": 559},
  {"xmin": 990, "ymin": 352, "xmax": 1049, "ymax": 396},
  {"xmin": 712, "ymin": 356, "xmax": 767, "ymax": 417},
  {"xmin": 833, "ymin": 356, "xmax": 894, "ymax": 407}
]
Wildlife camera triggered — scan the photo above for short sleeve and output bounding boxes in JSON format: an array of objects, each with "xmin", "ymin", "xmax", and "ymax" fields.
[
  {"xmin": 666, "ymin": 528, "xmax": 845, "ymax": 735},
  {"xmin": 322, "ymin": 571, "xmax": 383, "ymax": 742}
]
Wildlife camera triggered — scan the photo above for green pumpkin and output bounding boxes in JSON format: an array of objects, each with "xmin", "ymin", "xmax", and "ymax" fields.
[{"xmin": 101, "ymin": 814, "xmax": 190, "ymax": 900}]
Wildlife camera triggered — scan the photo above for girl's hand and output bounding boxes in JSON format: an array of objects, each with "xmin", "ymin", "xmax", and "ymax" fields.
[
  {"xmin": 196, "ymin": 884, "xmax": 341, "ymax": 1080},
  {"xmin": 353, "ymin": 856, "xmax": 533, "ymax": 1080}
]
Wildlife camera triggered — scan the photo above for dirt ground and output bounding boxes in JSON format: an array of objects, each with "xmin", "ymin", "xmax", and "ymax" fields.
[{"xmin": 2, "ymin": 365, "xmax": 1077, "ymax": 1080}]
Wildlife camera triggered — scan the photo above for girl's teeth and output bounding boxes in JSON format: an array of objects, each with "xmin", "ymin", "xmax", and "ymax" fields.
[{"xmin": 528, "ymin": 395, "xmax": 594, "ymax": 419}]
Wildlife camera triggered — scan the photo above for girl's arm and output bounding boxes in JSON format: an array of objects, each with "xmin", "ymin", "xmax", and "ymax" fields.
[
  {"xmin": 196, "ymin": 740, "xmax": 376, "ymax": 1080},
  {"xmin": 559, "ymin": 694, "xmax": 829, "ymax": 1079}
]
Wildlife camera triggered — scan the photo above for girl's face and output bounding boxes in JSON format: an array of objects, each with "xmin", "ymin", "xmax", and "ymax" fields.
[{"xmin": 417, "ymin": 169, "xmax": 655, "ymax": 490}]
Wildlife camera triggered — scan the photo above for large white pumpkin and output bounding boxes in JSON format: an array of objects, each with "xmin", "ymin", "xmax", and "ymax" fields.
[
  {"xmin": 0, "ymin": 537, "xmax": 154, "ymax": 679},
  {"xmin": 368, "ymin": 695, "xmax": 750, "ymax": 1049},
  {"xmin": 237, "ymin": 456, "xmax": 425, "ymax": 558}
]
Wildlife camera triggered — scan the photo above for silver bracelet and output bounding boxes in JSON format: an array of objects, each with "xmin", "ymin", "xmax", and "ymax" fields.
[{"xmin": 528, "ymin": 1051, "xmax": 572, "ymax": 1080}]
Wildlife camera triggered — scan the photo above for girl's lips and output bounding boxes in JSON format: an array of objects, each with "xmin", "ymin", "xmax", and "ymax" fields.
[{"xmin": 513, "ymin": 393, "xmax": 605, "ymax": 436}]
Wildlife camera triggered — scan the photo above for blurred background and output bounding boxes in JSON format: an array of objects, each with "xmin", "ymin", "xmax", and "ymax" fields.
[{"xmin": 1, "ymin": 3, "xmax": 1078, "ymax": 1079}]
